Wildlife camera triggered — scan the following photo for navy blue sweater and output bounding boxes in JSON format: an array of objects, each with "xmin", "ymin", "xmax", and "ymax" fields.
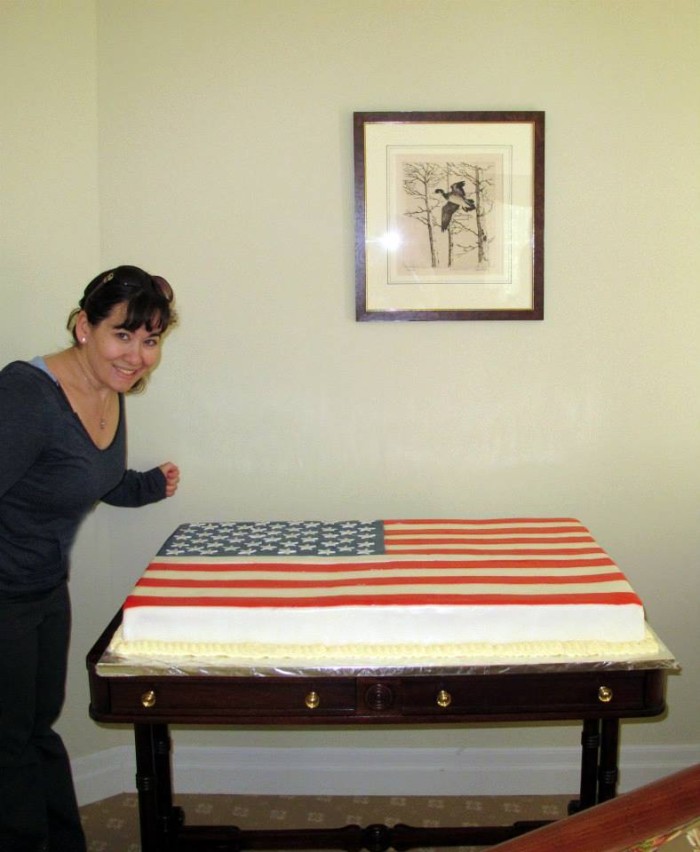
[{"xmin": 0, "ymin": 360, "xmax": 166, "ymax": 594}]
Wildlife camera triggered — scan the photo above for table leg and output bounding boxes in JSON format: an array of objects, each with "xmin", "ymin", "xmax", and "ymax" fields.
[
  {"xmin": 135, "ymin": 723, "xmax": 182, "ymax": 851},
  {"xmin": 569, "ymin": 718, "xmax": 601, "ymax": 814},
  {"xmin": 598, "ymin": 718, "xmax": 620, "ymax": 803}
]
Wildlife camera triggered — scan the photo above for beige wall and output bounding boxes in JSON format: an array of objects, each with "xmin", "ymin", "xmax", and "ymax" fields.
[{"xmin": 2, "ymin": 0, "xmax": 699, "ymax": 766}]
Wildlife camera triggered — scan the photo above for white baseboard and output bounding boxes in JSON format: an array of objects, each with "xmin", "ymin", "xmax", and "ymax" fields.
[{"xmin": 73, "ymin": 743, "xmax": 700, "ymax": 807}]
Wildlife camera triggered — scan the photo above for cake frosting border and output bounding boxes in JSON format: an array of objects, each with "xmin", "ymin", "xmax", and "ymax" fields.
[{"xmin": 108, "ymin": 623, "xmax": 660, "ymax": 664}]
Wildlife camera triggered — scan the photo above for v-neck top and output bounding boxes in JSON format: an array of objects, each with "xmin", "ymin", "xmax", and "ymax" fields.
[
  {"xmin": 30, "ymin": 354, "xmax": 120, "ymax": 450},
  {"xmin": 0, "ymin": 360, "xmax": 166, "ymax": 594}
]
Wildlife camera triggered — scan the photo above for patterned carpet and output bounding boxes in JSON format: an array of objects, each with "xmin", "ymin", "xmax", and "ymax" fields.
[{"xmin": 80, "ymin": 792, "xmax": 571, "ymax": 851}]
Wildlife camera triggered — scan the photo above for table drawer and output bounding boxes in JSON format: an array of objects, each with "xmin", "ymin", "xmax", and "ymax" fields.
[
  {"xmin": 400, "ymin": 672, "xmax": 654, "ymax": 718},
  {"xmin": 109, "ymin": 678, "xmax": 357, "ymax": 717}
]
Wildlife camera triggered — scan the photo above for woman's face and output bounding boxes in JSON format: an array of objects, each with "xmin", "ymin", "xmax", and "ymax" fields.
[{"xmin": 78, "ymin": 302, "xmax": 163, "ymax": 391}]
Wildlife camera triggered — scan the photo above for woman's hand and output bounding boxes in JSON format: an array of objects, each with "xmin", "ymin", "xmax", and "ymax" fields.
[{"xmin": 159, "ymin": 462, "xmax": 180, "ymax": 498}]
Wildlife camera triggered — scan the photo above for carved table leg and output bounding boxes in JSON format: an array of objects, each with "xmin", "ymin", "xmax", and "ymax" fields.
[
  {"xmin": 135, "ymin": 723, "xmax": 182, "ymax": 851},
  {"xmin": 569, "ymin": 718, "xmax": 601, "ymax": 814},
  {"xmin": 598, "ymin": 718, "xmax": 620, "ymax": 803}
]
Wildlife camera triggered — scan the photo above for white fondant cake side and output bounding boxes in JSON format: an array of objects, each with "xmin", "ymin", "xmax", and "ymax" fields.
[{"xmin": 122, "ymin": 602, "xmax": 645, "ymax": 646}]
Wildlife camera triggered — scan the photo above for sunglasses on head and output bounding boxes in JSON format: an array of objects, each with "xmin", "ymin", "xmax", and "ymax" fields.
[
  {"xmin": 87, "ymin": 270, "xmax": 173, "ymax": 303},
  {"xmin": 150, "ymin": 275, "xmax": 174, "ymax": 302}
]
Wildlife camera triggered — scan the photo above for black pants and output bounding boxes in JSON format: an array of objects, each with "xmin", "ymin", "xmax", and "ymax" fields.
[{"xmin": 0, "ymin": 583, "xmax": 87, "ymax": 852}]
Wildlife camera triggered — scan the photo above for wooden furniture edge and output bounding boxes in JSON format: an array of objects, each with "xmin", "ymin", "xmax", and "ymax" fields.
[{"xmin": 491, "ymin": 762, "xmax": 700, "ymax": 851}]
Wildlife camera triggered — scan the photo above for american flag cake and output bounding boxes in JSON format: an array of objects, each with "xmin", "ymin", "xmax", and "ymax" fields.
[{"xmin": 119, "ymin": 519, "xmax": 648, "ymax": 654}]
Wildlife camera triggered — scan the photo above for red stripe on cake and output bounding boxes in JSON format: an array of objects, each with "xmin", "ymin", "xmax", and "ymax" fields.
[
  {"xmin": 380, "ymin": 547, "xmax": 607, "ymax": 555},
  {"xmin": 134, "ymin": 571, "xmax": 628, "ymax": 590},
  {"xmin": 385, "ymin": 537, "xmax": 596, "ymax": 546},
  {"xmin": 385, "ymin": 531, "xmax": 593, "ymax": 539},
  {"xmin": 383, "ymin": 518, "xmax": 581, "ymax": 525},
  {"xmin": 124, "ymin": 591, "xmax": 643, "ymax": 608}
]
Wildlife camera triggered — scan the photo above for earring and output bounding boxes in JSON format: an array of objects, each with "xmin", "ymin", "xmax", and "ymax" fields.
[{"xmin": 81, "ymin": 337, "xmax": 87, "ymax": 344}]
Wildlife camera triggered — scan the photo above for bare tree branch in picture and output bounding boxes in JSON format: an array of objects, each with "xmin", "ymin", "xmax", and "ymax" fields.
[
  {"xmin": 402, "ymin": 162, "xmax": 444, "ymax": 267},
  {"xmin": 444, "ymin": 161, "xmax": 494, "ymax": 269}
]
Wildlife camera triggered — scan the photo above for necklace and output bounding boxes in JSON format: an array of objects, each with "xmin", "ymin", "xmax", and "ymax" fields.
[{"xmin": 72, "ymin": 350, "xmax": 112, "ymax": 429}]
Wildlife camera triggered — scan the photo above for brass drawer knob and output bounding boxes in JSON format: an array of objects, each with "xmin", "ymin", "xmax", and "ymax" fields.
[
  {"xmin": 598, "ymin": 686, "xmax": 613, "ymax": 703},
  {"xmin": 436, "ymin": 689, "xmax": 452, "ymax": 708},
  {"xmin": 305, "ymin": 690, "xmax": 320, "ymax": 709},
  {"xmin": 141, "ymin": 690, "xmax": 157, "ymax": 709}
]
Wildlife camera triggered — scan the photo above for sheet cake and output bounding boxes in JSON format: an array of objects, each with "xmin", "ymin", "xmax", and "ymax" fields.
[{"xmin": 119, "ymin": 518, "xmax": 647, "ymax": 653}]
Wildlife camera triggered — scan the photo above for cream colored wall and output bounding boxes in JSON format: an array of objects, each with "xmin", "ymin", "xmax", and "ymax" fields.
[{"xmin": 2, "ymin": 0, "xmax": 699, "ymax": 768}]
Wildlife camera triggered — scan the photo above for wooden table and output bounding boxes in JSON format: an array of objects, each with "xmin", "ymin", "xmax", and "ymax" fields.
[{"xmin": 87, "ymin": 612, "xmax": 676, "ymax": 851}]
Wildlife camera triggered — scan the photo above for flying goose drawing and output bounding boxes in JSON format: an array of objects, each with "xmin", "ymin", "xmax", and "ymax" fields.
[{"xmin": 434, "ymin": 181, "xmax": 476, "ymax": 231}]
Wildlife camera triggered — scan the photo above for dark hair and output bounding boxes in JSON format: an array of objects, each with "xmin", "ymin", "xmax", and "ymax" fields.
[
  {"xmin": 68, "ymin": 265, "xmax": 177, "ymax": 338},
  {"xmin": 67, "ymin": 265, "xmax": 177, "ymax": 392}
]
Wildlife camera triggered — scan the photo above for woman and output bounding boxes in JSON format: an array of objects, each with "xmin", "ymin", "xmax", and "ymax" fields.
[{"xmin": 0, "ymin": 265, "xmax": 180, "ymax": 852}]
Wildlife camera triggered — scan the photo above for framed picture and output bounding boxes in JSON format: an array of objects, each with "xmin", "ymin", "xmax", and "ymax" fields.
[{"xmin": 354, "ymin": 111, "xmax": 544, "ymax": 321}]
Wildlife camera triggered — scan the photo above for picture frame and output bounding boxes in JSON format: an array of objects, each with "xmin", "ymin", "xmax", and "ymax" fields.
[{"xmin": 354, "ymin": 111, "xmax": 544, "ymax": 321}]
